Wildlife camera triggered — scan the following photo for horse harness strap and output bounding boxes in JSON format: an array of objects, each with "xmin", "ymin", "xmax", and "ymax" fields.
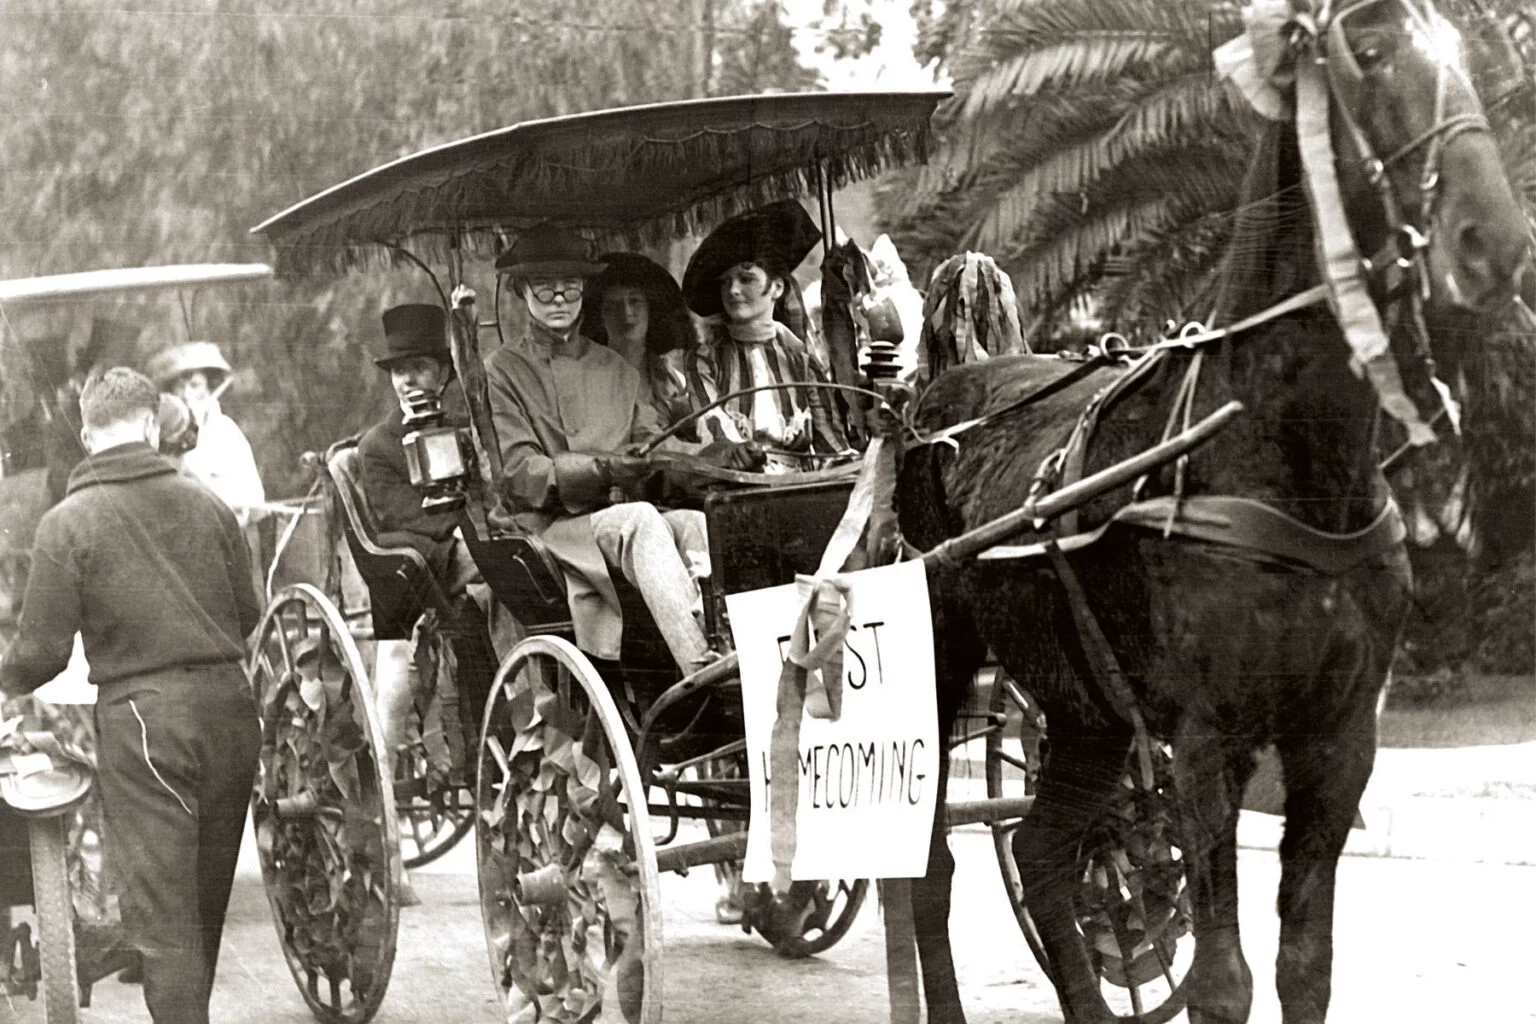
[
  {"xmin": 979, "ymin": 495, "xmax": 1406, "ymax": 576},
  {"xmin": 904, "ymin": 353, "xmax": 1117, "ymax": 452},
  {"xmin": 1041, "ymin": 540, "xmax": 1156, "ymax": 790}
]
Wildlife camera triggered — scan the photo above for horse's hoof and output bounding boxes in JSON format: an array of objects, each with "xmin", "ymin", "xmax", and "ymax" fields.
[{"xmin": 1188, "ymin": 999, "xmax": 1252, "ymax": 1024}]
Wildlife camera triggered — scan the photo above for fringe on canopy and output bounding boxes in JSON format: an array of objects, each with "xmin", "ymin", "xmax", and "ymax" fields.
[{"xmin": 267, "ymin": 121, "xmax": 932, "ymax": 280}]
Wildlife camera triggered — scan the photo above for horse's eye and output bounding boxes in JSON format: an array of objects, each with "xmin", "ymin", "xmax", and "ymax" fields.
[{"xmin": 1356, "ymin": 45, "xmax": 1387, "ymax": 72}]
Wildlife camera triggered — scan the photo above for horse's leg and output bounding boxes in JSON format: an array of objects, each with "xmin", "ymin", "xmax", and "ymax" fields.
[
  {"xmin": 1272, "ymin": 697, "xmax": 1378, "ymax": 1024},
  {"xmin": 1011, "ymin": 724, "xmax": 1131, "ymax": 1024},
  {"xmin": 910, "ymin": 602, "xmax": 979, "ymax": 1024},
  {"xmin": 913, "ymin": 738, "xmax": 964, "ymax": 1024},
  {"xmin": 1173, "ymin": 719, "xmax": 1258, "ymax": 1024}
]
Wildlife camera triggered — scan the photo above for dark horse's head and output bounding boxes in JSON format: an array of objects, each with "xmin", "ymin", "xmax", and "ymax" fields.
[{"xmin": 1321, "ymin": 0, "xmax": 1530, "ymax": 312}]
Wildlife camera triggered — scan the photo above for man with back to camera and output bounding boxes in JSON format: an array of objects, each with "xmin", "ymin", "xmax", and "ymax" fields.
[{"xmin": 0, "ymin": 367, "xmax": 261, "ymax": 1024}]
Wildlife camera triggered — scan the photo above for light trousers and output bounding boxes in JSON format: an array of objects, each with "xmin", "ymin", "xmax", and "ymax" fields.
[{"xmin": 589, "ymin": 503, "xmax": 711, "ymax": 672}]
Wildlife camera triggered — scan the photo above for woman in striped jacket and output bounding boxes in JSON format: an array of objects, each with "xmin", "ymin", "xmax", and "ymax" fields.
[{"xmin": 676, "ymin": 201, "xmax": 851, "ymax": 472}]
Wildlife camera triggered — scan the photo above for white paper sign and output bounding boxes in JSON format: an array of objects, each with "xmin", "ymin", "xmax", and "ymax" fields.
[{"xmin": 728, "ymin": 560, "xmax": 939, "ymax": 882}]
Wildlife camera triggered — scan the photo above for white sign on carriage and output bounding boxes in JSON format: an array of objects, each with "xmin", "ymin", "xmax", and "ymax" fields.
[{"xmin": 729, "ymin": 559, "xmax": 939, "ymax": 882}]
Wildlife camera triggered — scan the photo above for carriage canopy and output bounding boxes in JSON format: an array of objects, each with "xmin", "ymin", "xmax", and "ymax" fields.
[{"xmin": 251, "ymin": 91, "xmax": 948, "ymax": 278}]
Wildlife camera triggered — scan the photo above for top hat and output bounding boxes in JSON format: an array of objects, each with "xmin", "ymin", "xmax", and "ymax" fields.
[
  {"xmin": 375, "ymin": 304, "xmax": 450, "ymax": 368},
  {"xmin": 145, "ymin": 341, "xmax": 232, "ymax": 388},
  {"xmin": 494, "ymin": 224, "xmax": 608, "ymax": 279},
  {"xmin": 682, "ymin": 200, "xmax": 822, "ymax": 318}
]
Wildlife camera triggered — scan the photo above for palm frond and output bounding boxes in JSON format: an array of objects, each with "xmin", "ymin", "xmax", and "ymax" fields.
[
  {"xmin": 962, "ymin": 82, "xmax": 1250, "ymax": 254},
  {"xmin": 1007, "ymin": 194, "xmax": 1184, "ymax": 313}
]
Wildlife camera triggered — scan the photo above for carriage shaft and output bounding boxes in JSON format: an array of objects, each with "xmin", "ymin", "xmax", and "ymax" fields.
[{"xmin": 651, "ymin": 795, "xmax": 1036, "ymax": 873}]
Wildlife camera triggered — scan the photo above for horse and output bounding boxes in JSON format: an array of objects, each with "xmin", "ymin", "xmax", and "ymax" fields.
[{"xmin": 894, "ymin": 3, "xmax": 1531, "ymax": 1023}]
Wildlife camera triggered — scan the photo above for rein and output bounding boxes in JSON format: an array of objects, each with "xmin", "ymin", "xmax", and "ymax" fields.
[{"xmin": 633, "ymin": 381, "xmax": 888, "ymax": 456}]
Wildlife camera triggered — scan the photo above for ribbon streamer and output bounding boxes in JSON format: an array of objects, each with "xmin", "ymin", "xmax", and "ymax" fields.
[
  {"xmin": 1294, "ymin": 55, "xmax": 1438, "ymax": 446},
  {"xmin": 765, "ymin": 438, "xmax": 900, "ymax": 893}
]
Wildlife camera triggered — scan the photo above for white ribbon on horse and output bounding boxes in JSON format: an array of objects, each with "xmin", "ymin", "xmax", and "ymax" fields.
[
  {"xmin": 1213, "ymin": 0, "xmax": 1297, "ymax": 122},
  {"xmin": 1217, "ymin": 0, "xmax": 1439, "ymax": 447}
]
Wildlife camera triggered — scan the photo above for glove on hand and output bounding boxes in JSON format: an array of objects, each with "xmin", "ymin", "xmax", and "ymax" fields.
[
  {"xmin": 699, "ymin": 439, "xmax": 767, "ymax": 471},
  {"xmin": 552, "ymin": 453, "xmax": 612, "ymax": 513},
  {"xmin": 601, "ymin": 454, "xmax": 653, "ymax": 487}
]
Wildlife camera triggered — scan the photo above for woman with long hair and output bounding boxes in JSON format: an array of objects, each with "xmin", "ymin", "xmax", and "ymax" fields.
[{"xmin": 585, "ymin": 251, "xmax": 696, "ymax": 427}]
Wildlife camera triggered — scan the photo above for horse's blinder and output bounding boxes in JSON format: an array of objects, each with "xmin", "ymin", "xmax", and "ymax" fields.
[{"xmin": 1304, "ymin": 0, "xmax": 1493, "ymax": 289}]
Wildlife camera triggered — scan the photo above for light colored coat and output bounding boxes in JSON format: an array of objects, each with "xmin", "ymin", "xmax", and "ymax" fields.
[{"xmin": 485, "ymin": 323, "xmax": 661, "ymax": 659}]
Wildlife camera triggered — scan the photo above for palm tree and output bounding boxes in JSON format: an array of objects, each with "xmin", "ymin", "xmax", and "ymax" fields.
[
  {"xmin": 888, "ymin": 0, "xmax": 1251, "ymax": 337},
  {"xmin": 890, "ymin": 0, "xmax": 1535, "ymax": 339},
  {"xmin": 887, "ymin": 0, "xmax": 1536, "ymax": 676}
]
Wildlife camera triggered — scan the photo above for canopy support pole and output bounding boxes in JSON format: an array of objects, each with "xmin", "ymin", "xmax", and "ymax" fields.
[{"xmin": 817, "ymin": 160, "xmax": 836, "ymax": 258}]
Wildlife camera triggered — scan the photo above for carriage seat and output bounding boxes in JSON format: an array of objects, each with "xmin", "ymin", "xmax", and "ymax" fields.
[
  {"xmin": 462, "ymin": 515, "xmax": 573, "ymax": 636},
  {"xmin": 325, "ymin": 440, "xmax": 454, "ymax": 641}
]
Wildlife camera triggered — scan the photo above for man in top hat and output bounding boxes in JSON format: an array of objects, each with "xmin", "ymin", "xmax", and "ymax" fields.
[
  {"xmin": 484, "ymin": 224, "xmax": 760, "ymax": 674},
  {"xmin": 358, "ymin": 304, "xmax": 472, "ymax": 572},
  {"xmin": 357, "ymin": 303, "xmax": 502, "ymax": 774}
]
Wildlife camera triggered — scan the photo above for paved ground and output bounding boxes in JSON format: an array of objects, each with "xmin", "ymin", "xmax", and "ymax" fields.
[
  {"xmin": 6, "ymin": 821, "xmax": 1532, "ymax": 1024},
  {"xmin": 6, "ymin": 679, "xmax": 1529, "ymax": 1023}
]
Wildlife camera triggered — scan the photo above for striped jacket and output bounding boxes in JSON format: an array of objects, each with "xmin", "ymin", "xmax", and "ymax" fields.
[{"xmin": 668, "ymin": 320, "xmax": 849, "ymax": 466}]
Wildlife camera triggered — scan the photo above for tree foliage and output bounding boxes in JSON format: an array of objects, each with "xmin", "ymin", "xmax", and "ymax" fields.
[
  {"xmin": 0, "ymin": 0, "xmax": 820, "ymax": 497},
  {"xmin": 889, "ymin": 0, "xmax": 1535, "ymax": 678}
]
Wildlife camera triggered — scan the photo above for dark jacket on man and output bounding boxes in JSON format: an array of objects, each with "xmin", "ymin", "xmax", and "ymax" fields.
[
  {"xmin": 0, "ymin": 438, "xmax": 263, "ymax": 1024},
  {"xmin": 357, "ymin": 382, "xmax": 469, "ymax": 562},
  {"xmin": 1, "ymin": 441, "xmax": 260, "ymax": 692}
]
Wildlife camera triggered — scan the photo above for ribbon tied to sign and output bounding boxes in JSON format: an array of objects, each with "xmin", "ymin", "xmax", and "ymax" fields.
[
  {"xmin": 766, "ymin": 437, "xmax": 898, "ymax": 894},
  {"xmin": 767, "ymin": 574, "xmax": 853, "ymax": 894}
]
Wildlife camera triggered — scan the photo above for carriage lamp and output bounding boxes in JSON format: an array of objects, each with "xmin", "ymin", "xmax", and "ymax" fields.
[{"xmin": 400, "ymin": 389, "xmax": 473, "ymax": 511}]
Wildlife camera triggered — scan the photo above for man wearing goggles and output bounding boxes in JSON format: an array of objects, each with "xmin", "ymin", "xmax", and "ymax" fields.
[{"xmin": 485, "ymin": 225, "xmax": 761, "ymax": 674}]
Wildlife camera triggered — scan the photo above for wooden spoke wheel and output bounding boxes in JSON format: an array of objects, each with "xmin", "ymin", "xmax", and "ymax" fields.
[
  {"xmin": 698, "ymin": 754, "xmax": 867, "ymax": 958},
  {"xmin": 477, "ymin": 636, "xmax": 662, "ymax": 1024},
  {"xmin": 396, "ymin": 621, "xmax": 474, "ymax": 869},
  {"xmin": 12, "ymin": 697, "xmax": 112, "ymax": 928},
  {"xmin": 985, "ymin": 674, "xmax": 1192, "ymax": 1024},
  {"xmin": 395, "ymin": 747, "xmax": 473, "ymax": 869},
  {"xmin": 250, "ymin": 584, "xmax": 401, "ymax": 1024}
]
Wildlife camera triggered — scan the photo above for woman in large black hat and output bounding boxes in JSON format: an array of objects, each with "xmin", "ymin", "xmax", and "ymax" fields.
[
  {"xmin": 585, "ymin": 252, "xmax": 697, "ymax": 426},
  {"xmin": 677, "ymin": 200, "xmax": 850, "ymax": 469}
]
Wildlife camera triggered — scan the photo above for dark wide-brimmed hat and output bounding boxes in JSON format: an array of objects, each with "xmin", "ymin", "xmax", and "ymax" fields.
[
  {"xmin": 145, "ymin": 341, "xmax": 232, "ymax": 388},
  {"xmin": 587, "ymin": 252, "xmax": 694, "ymax": 354},
  {"xmin": 374, "ymin": 304, "xmax": 450, "ymax": 368},
  {"xmin": 494, "ymin": 223, "xmax": 608, "ymax": 279},
  {"xmin": 682, "ymin": 200, "xmax": 823, "ymax": 318}
]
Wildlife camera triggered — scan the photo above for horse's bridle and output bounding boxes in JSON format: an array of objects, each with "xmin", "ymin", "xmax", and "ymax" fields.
[{"xmin": 1293, "ymin": 0, "xmax": 1494, "ymax": 298}]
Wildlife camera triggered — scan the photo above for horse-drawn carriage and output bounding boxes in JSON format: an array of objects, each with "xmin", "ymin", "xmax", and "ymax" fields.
[
  {"xmin": 250, "ymin": 2, "xmax": 1536, "ymax": 1019},
  {"xmin": 245, "ymin": 90, "xmax": 1203, "ymax": 1024}
]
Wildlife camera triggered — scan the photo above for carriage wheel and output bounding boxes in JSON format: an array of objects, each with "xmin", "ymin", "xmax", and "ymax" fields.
[
  {"xmin": 249, "ymin": 584, "xmax": 400, "ymax": 1024},
  {"xmin": 28, "ymin": 813, "xmax": 81, "ymax": 1023},
  {"xmin": 698, "ymin": 754, "xmax": 867, "ymax": 957},
  {"xmin": 395, "ymin": 748, "xmax": 473, "ymax": 868},
  {"xmin": 985, "ymin": 673, "xmax": 1192, "ymax": 1024},
  {"xmin": 13, "ymin": 697, "xmax": 112, "ymax": 927},
  {"xmin": 397, "ymin": 621, "xmax": 474, "ymax": 869},
  {"xmin": 477, "ymin": 636, "xmax": 662, "ymax": 1024}
]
